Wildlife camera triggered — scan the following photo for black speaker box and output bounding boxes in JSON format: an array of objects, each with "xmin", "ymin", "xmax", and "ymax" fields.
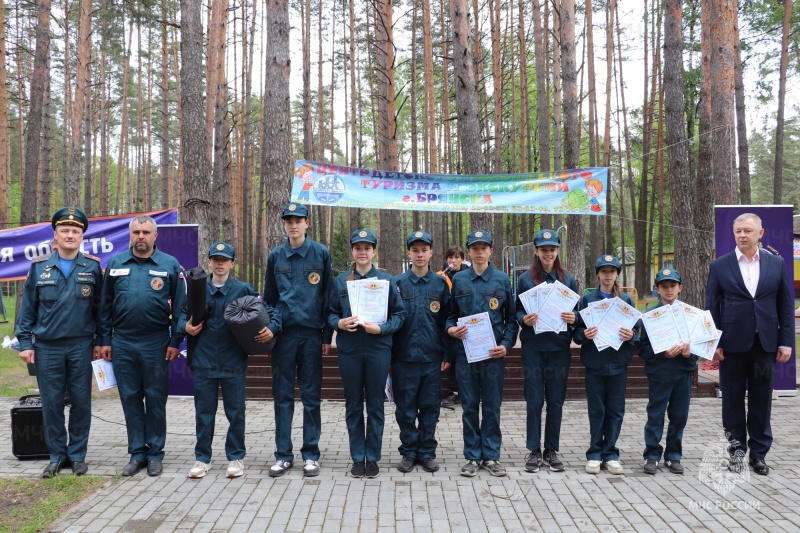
[{"xmin": 11, "ymin": 395, "xmax": 50, "ymax": 459}]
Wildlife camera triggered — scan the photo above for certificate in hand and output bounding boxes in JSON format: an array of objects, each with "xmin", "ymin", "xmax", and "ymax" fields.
[
  {"xmin": 535, "ymin": 280, "xmax": 580, "ymax": 334},
  {"xmin": 691, "ymin": 329, "xmax": 721, "ymax": 360},
  {"xmin": 596, "ymin": 297, "xmax": 642, "ymax": 351},
  {"xmin": 92, "ymin": 359, "xmax": 117, "ymax": 391},
  {"xmin": 678, "ymin": 303, "xmax": 704, "ymax": 341},
  {"xmin": 641, "ymin": 304, "xmax": 682, "ymax": 354},
  {"xmin": 518, "ymin": 286, "xmax": 539, "ymax": 315},
  {"xmin": 668, "ymin": 300, "xmax": 691, "ymax": 343},
  {"xmin": 457, "ymin": 312, "xmax": 497, "ymax": 363},
  {"xmin": 689, "ymin": 310, "xmax": 718, "ymax": 344},
  {"xmin": 354, "ymin": 279, "xmax": 390, "ymax": 325}
]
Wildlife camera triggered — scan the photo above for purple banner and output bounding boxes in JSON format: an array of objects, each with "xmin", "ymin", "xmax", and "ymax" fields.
[
  {"xmin": 714, "ymin": 205, "xmax": 796, "ymax": 393},
  {"xmin": 155, "ymin": 224, "xmax": 199, "ymax": 397},
  {"xmin": 0, "ymin": 210, "xmax": 178, "ymax": 282}
]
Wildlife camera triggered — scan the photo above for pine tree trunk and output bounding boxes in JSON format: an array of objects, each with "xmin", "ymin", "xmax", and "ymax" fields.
[
  {"xmin": 181, "ymin": 0, "xmax": 216, "ymax": 263},
  {"xmin": 695, "ymin": 0, "xmax": 714, "ymax": 295},
  {"xmin": 40, "ymin": 56, "xmax": 53, "ymax": 217},
  {"xmin": 772, "ymin": 0, "xmax": 792, "ymax": 203},
  {"xmin": 99, "ymin": 8, "xmax": 109, "ymax": 215},
  {"xmin": 262, "ymin": 0, "xmax": 293, "ymax": 251},
  {"xmin": 664, "ymin": 0, "xmax": 701, "ymax": 306},
  {"xmin": 66, "ymin": 0, "xmax": 91, "ymax": 206},
  {"xmin": 710, "ymin": 0, "xmax": 737, "ymax": 204},
  {"xmin": 0, "ymin": 0, "xmax": 9, "ymax": 226},
  {"xmin": 518, "ymin": 0, "xmax": 530, "ymax": 172},
  {"xmin": 21, "ymin": 0, "xmax": 51, "ymax": 224},
  {"xmin": 375, "ymin": 0, "xmax": 402, "ymax": 272},
  {"xmin": 302, "ymin": 0, "xmax": 313, "ymax": 159},
  {"xmin": 317, "ymin": 0, "xmax": 325, "ymax": 162},
  {"xmin": 560, "ymin": 0, "xmax": 584, "ymax": 291},
  {"xmin": 160, "ymin": 4, "xmax": 170, "ymax": 210},
  {"xmin": 733, "ymin": 20, "xmax": 750, "ymax": 204}
]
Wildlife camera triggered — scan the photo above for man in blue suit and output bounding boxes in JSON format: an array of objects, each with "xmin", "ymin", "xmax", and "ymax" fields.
[{"xmin": 705, "ymin": 213, "xmax": 794, "ymax": 476}]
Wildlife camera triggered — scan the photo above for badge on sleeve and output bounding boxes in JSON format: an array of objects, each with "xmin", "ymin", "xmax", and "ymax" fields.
[
  {"xmin": 489, "ymin": 297, "xmax": 499, "ymax": 310},
  {"xmin": 151, "ymin": 277, "xmax": 164, "ymax": 290}
]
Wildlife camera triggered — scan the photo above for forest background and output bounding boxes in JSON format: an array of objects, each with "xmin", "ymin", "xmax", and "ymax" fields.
[{"xmin": 0, "ymin": 0, "xmax": 797, "ymax": 309}]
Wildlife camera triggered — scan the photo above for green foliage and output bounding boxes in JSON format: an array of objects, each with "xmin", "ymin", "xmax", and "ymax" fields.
[{"xmin": 748, "ymin": 112, "xmax": 800, "ymax": 209}]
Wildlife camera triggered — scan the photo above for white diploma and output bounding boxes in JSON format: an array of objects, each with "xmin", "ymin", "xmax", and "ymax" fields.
[
  {"xmin": 691, "ymin": 329, "xmax": 722, "ymax": 360},
  {"xmin": 588, "ymin": 300, "xmax": 614, "ymax": 350},
  {"xmin": 518, "ymin": 286, "xmax": 539, "ymax": 315},
  {"xmin": 689, "ymin": 310, "xmax": 718, "ymax": 344},
  {"xmin": 352, "ymin": 279, "xmax": 390, "ymax": 325},
  {"xmin": 668, "ymin": 301, "xmax": 692, "ymax": 343},
  {"xmin": 346, "ymin": 280, "xmax": 360, "ymax": 316},
  {"xmin": 641, "ymin": 304, "xmax": 683, "ymax": 354},
  {"xmin": 92, "ymin": 359, "xmax": 117, "ymax": 391},
  {"xmin": 579, "ymin": 307, "xmax": 594, "ymax": 328},
  {"xmin": 679, "ymin": 303, "xmax": 704, "ymax": 341},
  {"xmin": 458, "ymin": 312, "xmax": 497, "ymax": 363},
  {"xmin": 535, "ymin": 281, "xmax": 580, "ymax": 334},
  {"xmin": 596, "ymin": 297, "xmax": 642, "ymax": 351}
]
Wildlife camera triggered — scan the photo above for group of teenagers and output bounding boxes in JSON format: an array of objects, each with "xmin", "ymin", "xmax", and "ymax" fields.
[
  {"xmin": 183, "ymin": 201, "xmax": 700, "ymax": 480},
  {"xmin": 19, "ymin": 202, "xmax": 785, "ymax": 481}
]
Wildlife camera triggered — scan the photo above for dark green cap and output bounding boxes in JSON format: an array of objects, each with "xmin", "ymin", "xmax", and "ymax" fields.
[
  {"xmin": 209, "ymin": 241, "xmax": 235, "ymax": 260},
  {"xmin": 350, "ymin": 229, "xmax": 378, "ymax": 246},
  {"xmin": 534, "ymin": 229, "xmax": 560, "ymax": 247},
  {"xmin": 594, "ymin": 254, "xmax": 621, "ymax": 273},
  {"xmin": 655, "ymin": 268, "xmax": 682, "ymax": 285},
  {"xmin": 466, "ymin": 229, "xmax": 492, "ymax": 247},
  {"xmin": 51, "ymin": 207, "xmax": 88, "ymax": 231},
  {"xmin": 406, "ymin": 230, "xmax": 433, "ymax": 248},
  {"xmin": 282, "ymin": 202, "xmax": 309, "ymax": 219}
]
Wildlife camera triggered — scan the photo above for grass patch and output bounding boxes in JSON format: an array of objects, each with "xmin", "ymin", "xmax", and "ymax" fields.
[{"xmin": 0, "ymin": 475, "xmax": 108, "ymax": 533}]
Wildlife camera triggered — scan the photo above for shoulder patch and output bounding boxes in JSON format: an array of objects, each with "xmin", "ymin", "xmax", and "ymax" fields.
[
  {"xmin": 32, "ymin": 254, "xmax": 51, "ymax": 263},
  {"xmin": 84, "ymin": 254, "xmax": 101, "ymax": 262}
]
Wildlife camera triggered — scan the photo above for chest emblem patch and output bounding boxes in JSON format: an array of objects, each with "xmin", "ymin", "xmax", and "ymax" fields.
[
  {"xmin": 151, "ymin": 277, "xmax": 164, "ymax": 291},
  {"xmin": 308, "ymin": 272, "xmax": 320, "ymax": 285},
  {"xmin": 429, "ymin": 301, "xmax": 440, "ymax": 313},
  {"xmin": 81, "ymin": 285, "xmax": 92, "ymax": 297},
  {"xmin": 489, "ymin": 297, "xmax": 499, "ymax": 310}
]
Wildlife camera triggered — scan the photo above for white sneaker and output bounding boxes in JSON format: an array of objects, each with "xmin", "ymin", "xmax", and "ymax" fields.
[
  {"xmin": 226, "ymin": 460, "xmax": 244, "ymax": 478},
  {"xmin": 604, "ymin": 460, "xmax": 624, "ymax": 475},
  {"xmin": 585, "ymin": 460, "xmax": 602, "ymax": 474},
  {"xmin": 269, "ymin": 460, "xmax": 293, "ymax": 478},
  {"xmin": 303, "ymin": 459, "xmax": 320, "ymax": 477},
  {"xmin": 189, "ymin": 461, "xmax": 211, "ymax": 479}
]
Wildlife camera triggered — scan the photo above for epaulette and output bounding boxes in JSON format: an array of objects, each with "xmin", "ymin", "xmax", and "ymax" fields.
[
  {"xmin": 84, "ymin": 253, "xmax": 101, "ymax": 262},
  {"xmin": 32, "ymin": 254, "xmax": 51, "ymax": 263}
]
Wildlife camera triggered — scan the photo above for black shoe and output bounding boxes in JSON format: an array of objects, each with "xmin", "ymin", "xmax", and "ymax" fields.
[
  {"xmin": 147, "ymin": 461, "xmax": 163, "ymax": 476},
  {"xmin": 665, "ymin": 460, "xmax": 684, "ymax": 474},
  {"xmin": 643, "ymin": 459, "xmax": 658, "ymax": 475},
  {"xmin": 397, "ymin": 456, "xmax": 415, "ymax": 473},
  {"xmin": 441, "ymin": 396, "xmax": 455, "ymax": 409},
  {"xmin": 350, "ymin": 461, "xmax": 366, "ymax": 478},
  {"xmin": 365, "ymin": 461, "xmax": 380, "ymax": 478},
  {"xmin": 42, "ymin": 462, "xmax": 62, "ymax": 479},
  {"xmin": 749, "ymin": 458, "xmax": 769, "ymax": 476},
  {"xmin": 122, "ymin": 460, "xmax": 146, "ymax": 477},
  {"xmin": 543, "ymin": 449, "xmax": 565, "ymax": 472},
  {"xmin": 420, "ymin": 458, "xmax": 439, "ymax": 472},
  {"xmin": 524, "ymin": 449, "xmax": 542, "ymax": 473},
  {"xmin": 72, "ymin": 461, "xmax": 88, "ymax": 476},
  {"xmin": 452, "ymin": 393, "xmax": 460, "ymax": 404}
]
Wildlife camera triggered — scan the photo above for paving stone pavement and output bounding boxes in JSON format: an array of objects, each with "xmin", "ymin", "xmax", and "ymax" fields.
[{"xmin": 2, "ymin": 395, "xmax": 800, "ymax": 532}]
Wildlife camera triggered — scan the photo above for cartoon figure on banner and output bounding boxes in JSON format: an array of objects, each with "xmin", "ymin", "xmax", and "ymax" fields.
[
  {"xmin": 296, "ymin": 164, "xmax": 315, "ymax": 202},
  {"xmin": 586, "ymin": 179, "xmax": 603, "ymax": 212},
  {"xmin": 561, "ymin": 189, "xmax": 589, "ymax": 211}
]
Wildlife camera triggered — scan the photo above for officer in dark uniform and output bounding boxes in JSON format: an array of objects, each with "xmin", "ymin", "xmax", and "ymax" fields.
[
  {"xmin": 17, "ymin": 207, "xmax": 103, "ymax": 478},
  {"xmin": 446, "ymin": 230, "xmax": 518, "ymax": 478},
  {"xmin": 263, "ymin": 202, "xmax": 332, "ymax": 478},
  {"xmin": 328, "ymin": 229, "xmax": 405, "ymax": 478},
  {"xmin": 179, "ymin": 242, "xmax": 279, "ymax": 479},
  {"xmin": 98, "ymin": 215, "xmax": 186, "ymax": 477},
  {"xmin": 392, "ymin": 231, "xmax": 450, "ymax": 473}
]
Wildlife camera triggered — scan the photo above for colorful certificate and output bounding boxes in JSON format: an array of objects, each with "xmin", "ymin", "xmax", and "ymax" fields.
[
  {"xmin": 595, "ymin": 297, "xmax": 642, "ymax": 351},
  {"xmin": 91, "ymin": 359, "xmax": 117, "ymax": 391}
]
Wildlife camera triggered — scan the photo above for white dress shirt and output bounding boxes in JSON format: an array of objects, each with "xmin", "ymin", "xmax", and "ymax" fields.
[{"xmin": 735, "ymin": 246, "xmax": 759, "ymax": 298}]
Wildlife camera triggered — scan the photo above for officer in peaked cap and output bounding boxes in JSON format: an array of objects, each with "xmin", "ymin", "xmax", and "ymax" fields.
[{"xmin": 16, "ymin": 206, "xmax": 103, "ymax": 478}]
